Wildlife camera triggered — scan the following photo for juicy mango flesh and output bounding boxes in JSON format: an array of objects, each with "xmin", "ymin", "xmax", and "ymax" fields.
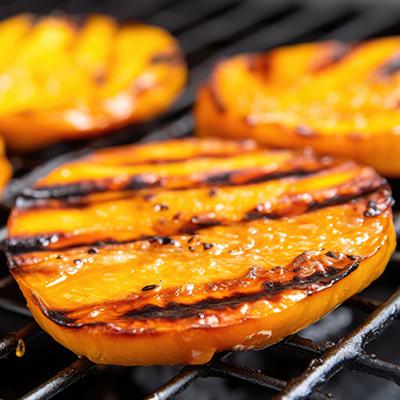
[
  {"xmin": 7, "ymin": 138, "xmax": 395, "ymax": 365},
  {"xmin": 195, "ymin": 38, "xmax": 400, "ymax": 176},
  {"xmin": 0, "ymin": 14, "xmax": 186, "ymax": 151},
  {"xmin": 0, "ymin": 136, "xmax": 11, "ymax": 194}
]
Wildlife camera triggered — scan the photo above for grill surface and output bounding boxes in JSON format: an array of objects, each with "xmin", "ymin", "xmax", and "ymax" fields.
[{"xmin": 1, "ymin": 1, "xmax": 400, "ymax": 399}]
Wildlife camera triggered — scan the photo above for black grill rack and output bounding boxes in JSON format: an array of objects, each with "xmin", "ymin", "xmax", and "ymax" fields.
[{"xmin": 1, "ymin": 0, "xmax": 400, "ymax": 399}]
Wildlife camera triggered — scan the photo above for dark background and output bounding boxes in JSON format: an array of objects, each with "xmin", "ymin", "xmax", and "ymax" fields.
[{"xmin": 0, "ymin": 1, "xmax": 400, "ymax": 399}]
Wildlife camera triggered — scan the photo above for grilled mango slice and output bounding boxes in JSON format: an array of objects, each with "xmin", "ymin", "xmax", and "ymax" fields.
[
  {"xmin": 7, "ymin": 138, "xmax": 395, "ymax": 365},
  {"xmin": 196, "ymin": 38, "xmax": 400, "ymax": 176},
  {"xmin": 0, "ymin": 14, "xmax": 186, "ymax": 152},
  {"xmin": 0, "ymin": 137, "xmax": 11, "ymax": 194}
]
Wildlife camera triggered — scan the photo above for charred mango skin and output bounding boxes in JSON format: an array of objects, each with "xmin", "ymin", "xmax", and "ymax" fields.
[
  {"xmin": 7, "ymin": 138, "xmax": 395, "ymax": 366},
  {"xmin": 0, "ymin": 14, "xmax": 186, "ymax": 152},
  {"xmin": 196, "ymin": 38, "xmax": 400, "ymax": 176}
]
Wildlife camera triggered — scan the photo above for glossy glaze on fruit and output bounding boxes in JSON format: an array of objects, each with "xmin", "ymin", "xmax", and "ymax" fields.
[
  {"xmin": 0, "ymin": 137, "xmax": 11, "ymax": 194},
  {"xmin": 7, "ymin": 138, "xmax": 395, "ymax": 365},
  {"xmin": 0, "ymin": 14, "xmax": 186, "ymax": 151},
  {"xmin": 196, "ymin": 38, "xmax": 400, "ymax": 176}
]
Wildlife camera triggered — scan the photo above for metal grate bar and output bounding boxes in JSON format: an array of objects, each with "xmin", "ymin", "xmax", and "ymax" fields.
[
  {"xmin": 145, "ymin": 352, "xmax": 230, "ymax": 400},
  {"xmin": 282, "ymin": 335, "xmax": 400, "ymax": 384},
  {"xmin": 346, "ymin": 295, "xmax": 385, "ymax": 315},
  {"xmin": 0, "ymin": 0, "xmax": 65, "ymax": 17},
  {"xmin": 147, "ymin": 355, "xmax": 334, "ymax": 400},
  {"xmin": 276, "ymin": 287, "xmax": 400, "ymax": 399},
  {"xmin": 113, "ymin": 0, "xmax": 184, "ymax": 20},
  {"xmin": 0, "ymin": 321, "xmax": 40, "ymax": 359},
  {"xmin": 1, "ymin": 2, "xmax": 400, "ymax": 400},
  {"xmin": 0, "ymin": 275, "xmax": 13, "ymax": 289},
  {"xmin": 325, "ymin": 6, "xmax": 400, "ymax": 40},
  {"xmin": 0, "ymin": 297, "xmax": 32, "ymax": 318},
  {"xmin": 146, "ymin": 0, "xmax": 241, "ymax": 33},
  {"xmin": 207, "ymin": 361, "xmax": 333, "ymax": 400},
  {"xmin": 145, "ymin": 365, "xmax": 206, "ymax": 400},
  {"xmin": 177, "ymin": 0, "xmax": 296, "ymax": 55},
  {"xmin": 19, "ymin": 358, "xmax": 95, "ymax": 400}
]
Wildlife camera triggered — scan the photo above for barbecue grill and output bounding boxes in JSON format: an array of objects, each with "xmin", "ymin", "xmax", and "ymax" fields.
[{"xmin": 0, "ymin": 0, "xmax": 400, "ymax": 399}]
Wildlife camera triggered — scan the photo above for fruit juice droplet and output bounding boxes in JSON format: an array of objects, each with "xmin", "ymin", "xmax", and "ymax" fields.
[{"xmin": 15, "ymin": 338, "xmax": 25, "ymax": 357}]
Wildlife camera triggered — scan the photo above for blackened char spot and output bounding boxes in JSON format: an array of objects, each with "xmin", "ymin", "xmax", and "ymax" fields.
[
  {"xmin": 364, "ymin": 200, "xmax": 380, "ymax": 217},
  {"xmin": 141, "ymin": 284, "xmax": 158, "ymax": 292},
  {"xmin": 202, "ymin": 242, "xmax": 214, "ymax": 250},
  {"xmin": 325, "ymin": 251, "xmax": 338, "ymax": 258},
  {"xmin": 149, "ymin": 236, "xmax": 175, "ymax": 245},
  {"xmin": 45, "ymin": 309, "xmax": 76, "ymax": 326},
  {"xmin": 87, "ymin": 247, "xmax": 99, "ymax": 254},
  {"xmin": 6, "ymin": 234, "xmax": 62, "ymax": 257}
]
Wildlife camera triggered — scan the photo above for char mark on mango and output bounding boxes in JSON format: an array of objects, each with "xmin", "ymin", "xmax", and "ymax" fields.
[
  {"xmin": 19, "ymin": 161, "xmax": 334, "ymax": 201},
  {"xmin": 150, "ymin": 50, "xmax": 184, "ymax": 65},
  {"xmin": 375, "ymin": 54, "xmax": 400, "ymax": 78},
  {"xmin": 31, "ymin": 250, "xmax": 361, "ymax": 329},
  {"xmin": 312, "ymin": 42, "xmax": 359, "ymax": 72},
  {"xmin": 7, "ymin": 183, "xmax": 391, "ymax": 257}
]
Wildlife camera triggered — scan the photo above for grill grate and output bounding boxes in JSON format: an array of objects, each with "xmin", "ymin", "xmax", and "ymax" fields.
[{"xmin": 1, "ymin": 1, "xmax": 400, "ymax": 399}]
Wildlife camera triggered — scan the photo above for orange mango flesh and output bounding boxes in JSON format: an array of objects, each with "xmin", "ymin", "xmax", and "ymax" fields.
[
  {"xmin": 0, "ymin": 137, "xmax": 11, "ymax": 194},
  {"xmin": 10, "ymin": 163, "xmax": 378, "ymax": 247},
  {"xmin": 8, "ymin": 138, "xmax": 395, "ymax": 365},
  {"xmin": 195, "ymin": 38, "xmax": 400, "ymax": 176},
  {"xmin": 0, "ymin": 14, "xmax": 186, "ymax": 151}
]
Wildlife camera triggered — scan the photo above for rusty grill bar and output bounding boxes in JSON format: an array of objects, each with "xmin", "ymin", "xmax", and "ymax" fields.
[{"xmin": 1, "ymin": 0, "xmax": 400, "ymax": 399}]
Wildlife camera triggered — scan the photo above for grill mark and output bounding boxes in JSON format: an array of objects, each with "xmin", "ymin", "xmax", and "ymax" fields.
[
  {"xmin": 375, "ymin": 54, "xmax": 400, "ymax": 78},
  {"xmin": 6, "ymin": 182, "xmax": 390, "ymax": 257},
  {"xmin": 246, "ymin": 52, "xmax": 271, "ymax": 78},
  {"xmin": 98, "ymin": 151, "xmax": 258, "ymax": 167},
  {"xmin": 246, "ymin": 181, "xmax": 390, "ymax": 221},
  {"xmin": 22, "ymin": 176, "xmax": 159, "ymax": 200},
  {"xmin": 206, "ymin": 79, "xmax": 225, "ymax": 113},
  {"xmin": 150, "ymin": 50, "xmax": 184, "ymax": 65},
  {"xmin": 7, "ymin": 234, "xmax": 172, "ymax": 258},
  {"xmin": 312, "ymin": 42, "xmax": 359, "ymax": 72},
  {"xmin": 20, "ymin": 161, "xmax": 333, "ymax": 201},
  {"xmin": 31, "ymin": 250, "xmax": 361, "ymax": 330},
  {"xmin": 123, "ymin": 263, "xmax": 357, "ymax": 321}
]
